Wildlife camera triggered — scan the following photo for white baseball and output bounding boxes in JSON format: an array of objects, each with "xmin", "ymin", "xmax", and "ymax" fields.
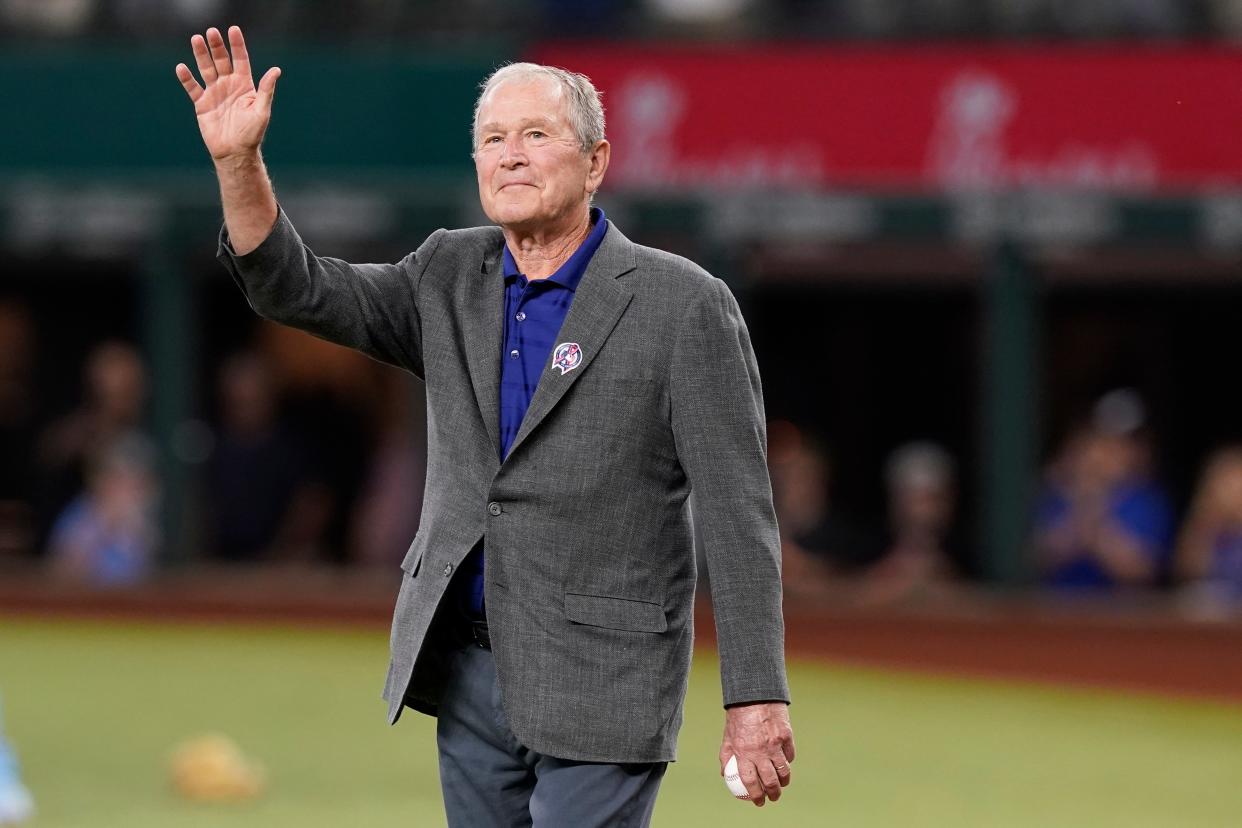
[{"xmin": 723, "ymin": 754, "xmax": 751, "ymax": 800}]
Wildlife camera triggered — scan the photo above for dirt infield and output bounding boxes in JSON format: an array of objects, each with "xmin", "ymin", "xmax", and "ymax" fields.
[
  {"xmin": 3, "ymin": 566, "xmax": 1240, "ymax": 704},
  {"xmin": 775, "ymin": 597, "xmax": 1242, "ymax": 704}
]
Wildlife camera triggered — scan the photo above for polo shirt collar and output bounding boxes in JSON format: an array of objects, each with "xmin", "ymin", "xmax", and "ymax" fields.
[{"xmin": 501, "ymin": 207, "xmax": 608, "ymax": 291}]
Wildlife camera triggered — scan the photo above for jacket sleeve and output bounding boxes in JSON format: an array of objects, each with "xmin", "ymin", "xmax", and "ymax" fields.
[
  {"xmin": 669, "ymin": 276, "xmax": 790, "ymax": 708},
  {"xmin": 215, "ymin": 204, "xmax": 445, "ymax": 379}
]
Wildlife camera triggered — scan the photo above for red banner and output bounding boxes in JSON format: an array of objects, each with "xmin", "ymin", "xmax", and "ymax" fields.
[{"xmin": 529, "ymin": 44, "xmax": 1242, "ymax": 193}]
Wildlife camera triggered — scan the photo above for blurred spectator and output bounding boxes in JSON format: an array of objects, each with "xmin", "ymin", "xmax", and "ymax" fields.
[
  {"xmin": 0, "ymin": 0, "xmax": 94, "ymax": 36},
  {"xmin": 0, "ymin": 0, "xmax": 1214, "ymax": 40},
  {"xmin": 348, "ymin": 372, "xmax": 425, "ymax": 566},
  {"xmin": 540, "ymin": 0, "xmax": 627, "ymax": 35},
  {"xmin": 768, "ymin": 420, "xmax": 882, "ymax": 590},
  {"xmin": 646, "ymin": 0, "xmax": 757, "ymax": 37},
  {"xmin": 0, "ymin": 301, "xmax": 37, "ymax": 560},
  {"xmin": 1174, "ymin": 446, "xmax": 1242, "ymax": 610},
  {"xmin": 1033, "ymin": 389, "xmax": 1174, "ymax": 591},
  {"xmin": 863, "ymin": 441, "xmax": 958, "ymax": 602},
  {"xmin": 830, "ymin": 0, "xmax": 983, "ymax": 38},
  {"xmin": 204, "ymin": 351, "xmax": 329, "ymax": 562},
  {"xmin": 35, "ymin": 340, "xmax": 149, "ymax": 550},
  {"xmin": 47, "ymin": 432, "xmax": 160, "ymax": 586},
  {"xmin": 989, "ymin": 0, "xmax": 1197, "ymax": 37},
  {"xmin": 1209, "ymin": 0, "xmax": 1242, "ymax": 37},
  {"xmin": 0, "ymin": 695, "xmax": 34, "ymax": 825},
  {"xmin": 1063, "ymin": 0, "xmax": 1194, "ymax": 36},
  {"xmin": 105, "ymin": 0, "xmax": 223, "ymax": 35},
  {"xmin": 258, "ymin": 325, "xmax": 375, "ymax": 563}
]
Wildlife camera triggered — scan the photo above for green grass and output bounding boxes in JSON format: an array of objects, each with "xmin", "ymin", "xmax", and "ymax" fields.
[{"xmin": 1, "ymin": 616, "xmax": 1240, "ymax": 827}]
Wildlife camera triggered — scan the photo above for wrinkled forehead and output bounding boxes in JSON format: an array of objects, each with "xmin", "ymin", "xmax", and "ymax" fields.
[{"xmin": 476, "ymin": 76, "xmax": 569, "ymax": 131}]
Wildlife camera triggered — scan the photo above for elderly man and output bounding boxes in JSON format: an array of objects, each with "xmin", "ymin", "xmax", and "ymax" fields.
[{"xmin": 176, "ymin": 25, "xmax": 793, "ymax": 826}]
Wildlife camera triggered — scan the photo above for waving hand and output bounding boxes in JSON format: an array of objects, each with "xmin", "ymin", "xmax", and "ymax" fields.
[{"xmin": 175, "ymin": 26, "xmax": 281, "ymax": 163}]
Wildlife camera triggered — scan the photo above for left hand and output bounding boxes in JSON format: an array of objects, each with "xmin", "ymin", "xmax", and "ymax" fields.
[{"xmin": 720, "ymin": 701, "xmax": 795, "ymax": 806}]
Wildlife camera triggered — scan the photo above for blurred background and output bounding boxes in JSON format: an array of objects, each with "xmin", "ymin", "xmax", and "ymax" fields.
[{"xmin": 2, "ymin": 1, "xmax": 1242, "ymax": 826}]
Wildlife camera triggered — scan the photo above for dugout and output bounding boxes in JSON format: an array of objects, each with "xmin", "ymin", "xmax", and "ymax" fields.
[
  {"xmin": 7, "ymin": 183, "xmax": 1240, "ymax": 583},
  {"xmin": 726, "ymin": 192, "xmax": 1242, "ymax": 583}
]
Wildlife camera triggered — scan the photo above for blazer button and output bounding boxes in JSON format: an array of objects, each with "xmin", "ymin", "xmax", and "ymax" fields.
[
  {"xmin": 488, "ymin": 501, "xmax": 502, "ymax": 516},
  {"xmin": 442, "ymin": 563, "xmax": 453, "ymax": 577}
]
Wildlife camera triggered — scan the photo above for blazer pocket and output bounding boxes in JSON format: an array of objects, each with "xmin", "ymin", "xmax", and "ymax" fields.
[
  {"xmin": 400, "ymin": 534, "xmax": 424, "ymax": 577},
  {"xmin": 563, "ymin": 592, "xmax": 667, "ymax": 633}
]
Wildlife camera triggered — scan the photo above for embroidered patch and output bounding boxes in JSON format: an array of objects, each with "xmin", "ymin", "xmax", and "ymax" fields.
[{"xmin": 551, "ymin": 342, "xmax": 583, "ymax": 375}]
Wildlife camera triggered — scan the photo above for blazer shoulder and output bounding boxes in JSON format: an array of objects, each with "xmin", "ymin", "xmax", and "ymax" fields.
[
  {"xmin": 626, "ymin": 238, "xmax": 721, "ymax": 300},
  {"xmin": 438, "ymin": 224, "xmax": 504, "ymax": 254},
  {"xmin": 410, "ymin": 225, "xmax": 503, "ymax": 286}
]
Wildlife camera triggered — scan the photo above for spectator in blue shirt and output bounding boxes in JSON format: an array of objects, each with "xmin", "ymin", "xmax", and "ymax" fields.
[
  {"xmin": 1033, "ymin": 390, "xmax": 1173, "ymax": 591},
  {"xmin": 1175, "ymin": 446, "xmax": 1242, "ymax": 610},
  {"xmin": 47, "ymin": 433, "xmax": 160, "ymax": 586}
]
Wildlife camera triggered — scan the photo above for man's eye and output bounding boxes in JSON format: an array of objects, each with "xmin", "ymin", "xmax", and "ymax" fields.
[{"xmin": 528, "ymin": 131, "xmax": 545, "ymax": 139}]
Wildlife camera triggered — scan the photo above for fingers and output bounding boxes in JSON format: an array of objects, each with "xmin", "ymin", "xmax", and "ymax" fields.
[
  {"xmin": 206, "ymin": 27, "xmax": 233, "ymax": 78},
  {"xmin": 775, "ymin": 758, "xmax": 792, "ymax": 787},
  {"xmin": 185, "ymin": 26, "xmax": 264, "ymax": 94},
  {"xmin": 737, "ymin": 757, "xmax": 767, "ymax": 806},
  {"xmin": 736, "ymin": 749, "xmax": 792, "ymax": 807},
  {"xmin": 756, "ymin": 758, "xmax": 783, "ymax": 803},
  {"xmin": 775, "ymin": 730, "xmax": 795, "ymax": 791},
  {"xmin": 739, "ymin": 756, "xmax": 791, "ymax": 807},
  {"xmin": 256, "ymin": 66, "xmax": 282, "ymax": 109},
  {"xmin": 227, "ymin": 26, "xmax": 251, "ymax": 79},
  {"xmin": 174, "ymin": 63, "xmax": 203, "ymax": 103},
  {"xmin": 190, "ymin": 33, "xmax": 215, "ymax": 84}
]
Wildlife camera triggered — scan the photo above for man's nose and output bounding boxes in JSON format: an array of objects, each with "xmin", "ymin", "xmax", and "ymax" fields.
[{"xmin": 499, "ymin": 137, "xmax": 527, "ymax": 168}]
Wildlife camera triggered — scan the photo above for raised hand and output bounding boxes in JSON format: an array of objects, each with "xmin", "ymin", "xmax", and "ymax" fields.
[{"xmin": 175, "ymin": 26, "xmax": 281, "ymax": 163}]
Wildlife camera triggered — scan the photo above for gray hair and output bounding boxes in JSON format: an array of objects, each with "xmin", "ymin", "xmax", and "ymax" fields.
[{"xmin": 471, "ymin": 63, "xmax": 606, "ymax": 155}]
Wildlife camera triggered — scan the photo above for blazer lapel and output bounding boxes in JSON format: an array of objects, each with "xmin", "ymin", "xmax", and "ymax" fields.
[
  {"xmin": 462, "ymin": 240, "xmax": 506, "ymax": 459},
  {"xmin": 503, "ymin": 224, "xmax": 637, "ymax": 464}
]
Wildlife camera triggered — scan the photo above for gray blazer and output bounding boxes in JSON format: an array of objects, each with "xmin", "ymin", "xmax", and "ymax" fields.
[{"xmin": 217, "ymin": 208, "xmax": 789, "ymax": 763}]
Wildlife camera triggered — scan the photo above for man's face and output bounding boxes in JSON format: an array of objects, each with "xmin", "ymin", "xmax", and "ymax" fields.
[{"xmin": 474, "ymin": 77, "xmax": 606, "ymax": 232}]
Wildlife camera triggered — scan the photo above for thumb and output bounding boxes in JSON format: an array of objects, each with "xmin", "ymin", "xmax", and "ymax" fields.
[{"xmin": 256, "ymin": 66, "xmax": 281, "ymax": 108}]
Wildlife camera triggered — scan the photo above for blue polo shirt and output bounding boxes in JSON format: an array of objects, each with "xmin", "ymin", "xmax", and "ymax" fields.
[{"xmin": 461, "ymin": 207, "xmax": 609, "ymax": 618}]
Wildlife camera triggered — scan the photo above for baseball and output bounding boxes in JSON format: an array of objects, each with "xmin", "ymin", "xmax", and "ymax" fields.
[{"xmin": 723, "ymin": 754, "xmax": 751, "ymax": 800}]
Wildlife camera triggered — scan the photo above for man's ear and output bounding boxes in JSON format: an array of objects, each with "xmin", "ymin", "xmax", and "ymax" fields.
[{"xmin": 586, "ymin": 139, "xmax": 610, "ymax": 196}]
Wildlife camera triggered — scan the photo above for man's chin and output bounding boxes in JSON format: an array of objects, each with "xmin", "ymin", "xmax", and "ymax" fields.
[{"xmin": 490, "ymin": 205, "xmax": 543, "ymax": 231}]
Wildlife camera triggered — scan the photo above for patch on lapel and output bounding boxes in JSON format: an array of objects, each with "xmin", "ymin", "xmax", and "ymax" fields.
[{"xmin": 551, "ymin": 342, "xmax": 583, "ymax": 375}]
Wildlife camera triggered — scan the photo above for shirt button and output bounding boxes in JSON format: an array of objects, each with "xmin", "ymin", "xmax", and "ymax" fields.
[
  {"xmin": 488, "ymin": 501, "xmax": 502, "ymax": 516},
  {"xmin": 442, "ymin": 563, "xmax": 453, "ymax": 577},
  {"xmin": 516, "ymin": 311, "xmax": 526, "ymax": 322},
  {"xmin": 509, "ymin": 349, "xmax": 520, "ymax": 359}
]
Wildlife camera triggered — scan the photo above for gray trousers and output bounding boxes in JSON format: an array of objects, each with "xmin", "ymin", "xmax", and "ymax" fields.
[{"xmin": 436, "ymin": 643, "xmax": 667, "ymax": 827}]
